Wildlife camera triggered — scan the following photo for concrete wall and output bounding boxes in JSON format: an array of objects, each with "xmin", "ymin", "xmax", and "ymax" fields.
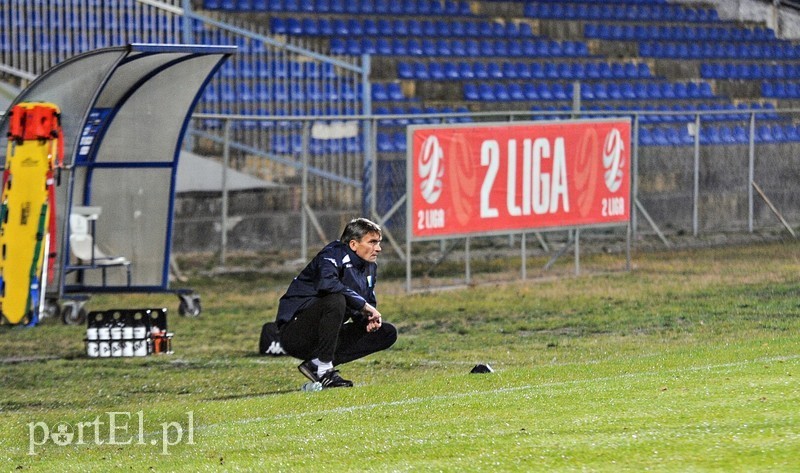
[{"xmin": 675, "ymin": 0, "xmax": 800, "ymax": 39}]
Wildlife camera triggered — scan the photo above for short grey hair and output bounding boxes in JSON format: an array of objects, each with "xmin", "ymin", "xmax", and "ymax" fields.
[{"xmin": 340, "ymin": 217, "xmax": 381, "ymax": 244}]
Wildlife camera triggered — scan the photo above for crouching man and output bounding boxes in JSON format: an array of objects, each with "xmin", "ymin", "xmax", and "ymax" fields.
[{"xmin": 275, "ymin": 218, "xmax": 397, "ymax": 388}]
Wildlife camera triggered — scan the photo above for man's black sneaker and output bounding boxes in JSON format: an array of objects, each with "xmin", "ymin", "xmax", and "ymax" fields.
[
  {"xmin": 298, "ymin": 360, "xmax": 319, "ymax": 382},
  {"xmin": 319, "ymin": 369, "xmax": 353, "ymax": 388}
]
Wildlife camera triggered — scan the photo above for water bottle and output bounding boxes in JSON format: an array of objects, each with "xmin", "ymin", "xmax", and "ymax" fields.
[{"xmin": 301, "ymin": 382, "xmax": 323, "ymax": 392}]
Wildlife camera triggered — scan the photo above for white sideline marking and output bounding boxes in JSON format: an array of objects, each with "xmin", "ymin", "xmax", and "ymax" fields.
[{"xmin": 198, "ymin": 354, "xmax": 799, "ymax": 433}]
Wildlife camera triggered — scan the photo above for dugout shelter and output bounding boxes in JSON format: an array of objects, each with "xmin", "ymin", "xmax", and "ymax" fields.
[{"xmin": 0, "ymin": 43, "xmax": 235, "ymax": 322}]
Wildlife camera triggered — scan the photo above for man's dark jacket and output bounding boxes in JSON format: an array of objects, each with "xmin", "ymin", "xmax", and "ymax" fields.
[{"xmin": 275, "ymin": 240, "xmax": 377, "ymax": 326}]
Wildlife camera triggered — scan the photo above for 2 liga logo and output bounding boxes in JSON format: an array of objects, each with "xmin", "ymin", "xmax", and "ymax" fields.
[
  {"xmin": 602, "ymin": 128, "xmax": 625, "ymax": 193},
  {"xmin": 418, "ymin": 135, "xmax": 444, "ymax": 205}
]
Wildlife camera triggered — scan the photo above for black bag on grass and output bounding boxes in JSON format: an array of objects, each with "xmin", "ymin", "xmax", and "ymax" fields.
[{"xmin": 259, "ymin": 322, "xmax": 287, "ymax": 356}]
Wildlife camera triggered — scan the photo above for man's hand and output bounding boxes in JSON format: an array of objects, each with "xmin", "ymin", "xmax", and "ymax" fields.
[{"xmin": 363, "ymin": 303, "xmax": 382, "ymax": 333}]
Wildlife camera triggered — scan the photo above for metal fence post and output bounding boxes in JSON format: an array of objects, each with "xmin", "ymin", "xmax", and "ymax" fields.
[
  {"xmin": 631, "ymin": 114, "xmax": 639, "ymax": 238},
  {"xmin": 220, "ymin": 118, "xmax": 230, "ymax": 266},
  {"xmin": 748, "ymin": 112, "xmax": 756, "ymax": 233},
  {"xmin": 301, "ymin": 121, "xmax": 310, "ymax": 262},
  {"xmin": 693, "ymin": 113, "xmax": 700, "ymax": 236}
]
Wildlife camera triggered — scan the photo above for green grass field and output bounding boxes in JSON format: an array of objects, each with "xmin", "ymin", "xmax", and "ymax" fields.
[{"xmin": 1, "ymin": 241, "xmax": 799, "ymax": 471}]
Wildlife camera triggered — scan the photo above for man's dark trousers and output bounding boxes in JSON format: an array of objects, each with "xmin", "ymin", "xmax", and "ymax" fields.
[{"xmin": 279, "ymin": 293, "xmax": 397, "ymax": 364}]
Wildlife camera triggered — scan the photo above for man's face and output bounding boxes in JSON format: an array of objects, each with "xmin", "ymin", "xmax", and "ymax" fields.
[{"xmin": 349, "ymin": 231, "xmax": 382, "ymax": 263}]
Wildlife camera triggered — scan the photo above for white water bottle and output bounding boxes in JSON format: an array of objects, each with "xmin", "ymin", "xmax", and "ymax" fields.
[{"xmin": 301, "ymin": 382, "xmax": 323, "ymax": 392}]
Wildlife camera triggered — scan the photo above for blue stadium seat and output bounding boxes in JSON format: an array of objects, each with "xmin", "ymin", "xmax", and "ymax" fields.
[
  {"xmin": 731, "ymin": 126, "xmax": 748, "ymax": 143},
  {"xmin": 719, "ymin": 125, "xmax": 736, "ymax": 144},
  {"xmin": 361, "ymin": 38, "xmax": 377, "ymax": 55},
  {"xmin": 363, "ymin": 18, "xmax": 378, "ymax": 35},
  {"xmin": 450, "ymin": 20, "xmax": 465, "ymax": 37},
  {"xmin": 376, "ymin": 19, "xmax": 392, "ymax": 36},
  {"xmin": 783, "ymin": 124, "xmax": 799, "ymax": 141},
  {"xmin": 422, "ymin": 20, "xmax": 437, "ymax": 37},
  {"xmin": 579, "ymin": 83, "xmax": 594, "ymax": 101},
  {"xmin": 390, "ymin": 39, "xmax": 406, "ymax": 55},
  {"xmin": 387, "ymin": 82, "xmax": 404, "ymax": 100},
  {"xmin": 309, "ymin": 18, "xmax": 330, "ymax": 35},
  {"xmin": 374, "ymin": 0, "xmax": 389, "ymax": 13},
  {"xmin": 392, "ymin": 19, "xmax": 407, "ymax": 36},
  {"xmin": 372, "ymin": 83, "xmax": 388, "ymax": 101},
  {"xmin": 487, "ymin": 62, "xmax": 502, "ymax": 78},
  {"xmin": 315, "ymin": 0, "xmax": 330, "ymax": 12},
  {"xmin": 436, "ymin": 39, "xmax": 451, "ymax": 56},
  {"xmin": 606, "ymin": 83, "xmax": 622, "ymax": 100},
  {"xmin": 508, "ymin": 83, "xmax": 525, "ymax": 101},
  {"xmin": 430, "ymin": 62, "xmax": 445, "ymax": 79},
  {"xmin": 374, "ymin": 38, "xmax": 391, "ymax": 55},
  {"xmin": 502, "ymin": 62, "xmax": 517, "ymax": 79},
  {"xmin": 458, "ymin": 61, "xmax": 474, "ymax": 79},
  {"xmin": 544, "ymin": 62, "xmax": 558, "ymax": 79},
  {"xmin": 329, "ymin": 38, "xmax": 346, "ymax": 54},
  {"xmin": 297, "ymin": 18, "xmax": 315, "ymax": 35},
  {"xmin": 407, "ymin": 39, "xmax": 423, "ymax": 56},
  {"xmin": 639, "ymin": 128, "xmax": 654, "ymax": 146},
  {"xmin": 463, "ymin": 83, "xmax": 479, "ymax": 101},
  {"xmin": 621, "ymin": 82, "xmax": 636, "ymax": 100},
  {"xmin": 377, "ymin": 132, "xmax": 395, "ymax": 152},
  {"xmin": 270, "ymin": 17, "xmax": 287, "ymax": 34},
  {"xmin": 537, "ymin": 82, "xmax": 553, "ymax": 100},
  {"xmin": 593, "ymin": 83, "xmax": 608, "ymax": 100},
  {"xmin": 473, "ymin": 62, "xmax": 488, "ymax": 79},
  {"xmin": 479, "ymin": 40, "xmax": 494, "ymax": 56},
  {"xmin": 435, "ymin": 20, "xmax": 451, "ymax": 37},
  {"xmin": 345, "ymin": 38, "xmax": 361, "ymax": 55},
  {"xmin": 507, "ymin": 40, "xmax": 523, "ymax": 57},
  {"xmin": 397, "ymin": 61, "xmax": 413, "ymax": 79},
  {"xmin": 451, "ymin": 40, "xmax": 466, "ymax": 56},
  {"xmin": 515, "ymin": 62, "xmax": 531, "ymax": 79},
  {"xmin": 444, "ymin": 62, "xmax": 459, "ymax": 79},
  {"xmin": 494, "ymin": 83, "xmax": 510, "ymax": 101},
  {"xmin": 756, "ymin": 125, "xmax": 774, "ymax": 143},
  {"xmin": 476, "ymin": 83, "xmax": 493, "ymax": 101},
  {"xmin": 408, "ymin": 19, "xmax": 423, "ymax": 37},
  {"xmin": 523, "ymin": 83, "xmax": 538, "ymax": 100},
  {"xmin": 393, "ymin": 132, "xmax": 407, "ymax": 152},
  {"xmin": 646, "ymin": 127, "xmax": 667, "ymax": 146},
  {"xmin": 556, "ymin": 63, "xmax": 571, "ymax": 79}
]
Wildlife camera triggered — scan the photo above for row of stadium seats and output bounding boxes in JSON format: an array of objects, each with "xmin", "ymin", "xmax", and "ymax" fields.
[
  {"xmin": 216, "ymin": 59, "xmax": 337, "ymax": 80},
  {"xmin": 270, "ymin": 134, "xmax": 365, "ymax": 154},
  {"xmin": 556, "ymin": 102, "xmax": 780, "ymax": 124},
  {"xmin": 701, "ymin": 63, "xmax": 800, "ymax": 81},
  {"xmin": 463, "ymin": 81, "xmax": 715, "ymax": 102},
  {"xmin": 524, "ymin": 2, "xmax": 719, "ymax": 22},
  {"xmin": 761, "ymin": 81, "xmax": 800, "ymax": 98},
  {"xmin": 639, "ymin": 123, "xmax": 800, "ymax": 146},
  {"xmin": 585, "ymin": 23, "xmax": 775, "ymax": 42},
  {"xmin": 397, "ymin": 60, "xmax": 651, "ymax": 81},
  {"xmin": 204, "ymin": 0, "xmax": 472, "ymax": 15},
  {"xmin": 1, "ymin": 10, "xmax": 178, "ymax": 32},
  {"xmin": 639, "ymin": 41, "xmax": 800, "ymax": 60},
  {"xmin": 270, "ymin": 17, "xmax": 533, "ymax": 38},
  {"xmin": 204, "ymin": 81, "xmax": 364, "ymax": 103},
  {"xmin": 330, "ymin": 37, "xmax": 589, "ymax": 57},
  {"xmin": 375, "ymin": 105, "xmax": 473, "ymax": 125}
]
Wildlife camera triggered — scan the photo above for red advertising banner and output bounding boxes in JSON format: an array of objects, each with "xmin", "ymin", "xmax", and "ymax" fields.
[{"xmin": 408, "ymin": 119, "xmax": 631, "ymax": 239}]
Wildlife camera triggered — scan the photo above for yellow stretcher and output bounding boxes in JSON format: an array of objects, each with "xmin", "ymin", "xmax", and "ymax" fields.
[{"xmin": 0, "ymin": 102, "xmax": 63, "ymax": 325}]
